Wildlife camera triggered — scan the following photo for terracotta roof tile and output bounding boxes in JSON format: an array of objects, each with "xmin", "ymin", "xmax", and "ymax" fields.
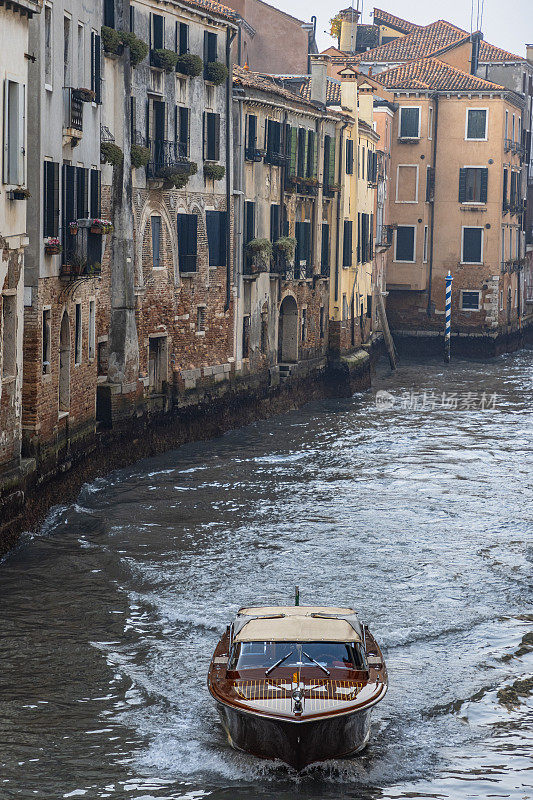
[
  {"xmin": 299, "ymin": 77, "xmax": 342, "ymax": 105},
  {"xmin": 354, "ymin": 20, "xmax": 469, "ymax": 64},
  {"xmin": 372, "ymin": 57, "xmax": 506, "ymax": 91},
  {"xmin": 233, "ymin": 65, "xmax": 315, "ymax": 107},
  {"xmin": 372, "ymin": 7, "xmax": 421, "ymax": 34},
  {"xmin": 179, "ymin": 0, "xmax": 237, "ymax": 22},
  {"xmin": 479, "ymin": 40, "xmax": 523, "ymax": 62}
]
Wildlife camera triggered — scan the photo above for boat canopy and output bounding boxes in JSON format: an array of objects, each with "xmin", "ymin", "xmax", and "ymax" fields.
[{"xmin": 234, "ymin": 606, "xmax": 363, "ymax": 643}]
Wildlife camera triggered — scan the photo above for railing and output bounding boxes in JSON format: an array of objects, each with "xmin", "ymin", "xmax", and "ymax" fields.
[
  {"xmin": 504, "ymin": 138, "xmax": 513, "ymax": 152},
  {"xmin": 264, "ymin": 150, "xmax": 287, "ymax": 166},
  {"xmin": 146, "ymin": 139, "xmax": 190, "ymax": 179},
  {"xmin": 377, "ymin": 224, "xmax": 394, "ymax": 249},
  {"xmin": 63, "ymin": 87, "xmax": 83, "ymax": 133},
  {"xmin": 245, "ymin": 147, "xmax": 264, "ymax": 163}
]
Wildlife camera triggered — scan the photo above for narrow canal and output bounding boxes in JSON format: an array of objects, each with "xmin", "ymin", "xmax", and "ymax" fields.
[{"xmin": 0, "ymin": 351, "xmax": 532, "ymax": 800}]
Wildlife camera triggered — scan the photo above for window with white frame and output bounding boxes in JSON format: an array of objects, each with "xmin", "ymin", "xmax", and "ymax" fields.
[
  {"xmin": 462, "ymin": 227, "xmax": 483, "ymax": 264},
  {"xmin": 64, "ymin": 15, "xmax": 71, "ymax": 86},
  {"xmin": 465, "ymin": 109, "xmax": 488, "ymax": 140},
  {"xmin": 3, "ymin": 80, "xmax": 25, "ymax": 186},
  {"xmin": 500, "ymin": 290, "xmax": 504, "ymax": 311},
  {"xmin": 77, "ymin": 24, "xmax": 85, "ymax": 85},
  {"xmin": 461, "ymin": 290, "xmax": 480, "ymax": 311},
  {"xmin": 501, "ymin": 227, "xmax": 506, "ymax": 266},
  {"xmin": 423, "ymin": 226, "xmax": 428, "ymax": 263},
  {"xmin": 428, "ymin": 106, "xmax": 433, "ymax": 139},
  {"xmin": 395, "ymin": 225, "xmax": 416, "ymax": 262},
  {"xmin": 399, "ymin": 107, "xmax": 420, "ymax": 139}
]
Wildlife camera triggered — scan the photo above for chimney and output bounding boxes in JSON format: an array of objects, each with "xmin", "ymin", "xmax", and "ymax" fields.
[
  {"xmin": 340, "ymin": 65, "xmax": 358, "ymax": 114},
  {"xmin": 470, "ymin": 30, "xmax": 483, "ymax": 75},
  {"xmin": 309, "ymin": 54, "xmax": 330, "ymax": 107},
  {"xmin": 527, "ymin": 44, "xmax": 533, "ymax": 64},
  {"xmin": 339, "ymin": 7, "xmax": 361, "ymax": 54}
]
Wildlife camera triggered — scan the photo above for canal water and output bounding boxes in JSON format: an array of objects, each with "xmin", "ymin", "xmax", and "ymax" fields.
[{"xmin": 0, "ymin": 351, "xmax": 532, "ymax": 800}]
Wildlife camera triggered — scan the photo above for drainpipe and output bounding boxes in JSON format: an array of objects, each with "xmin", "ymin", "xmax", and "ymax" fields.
[
  {"xmin": 225, "ymin": 28, "xmax": 237, "ymax": 312},
  {"xmin": 427, "ymin": 93, "xmax": 439, "ymax": 317},
  {"xmin": 335, "ymin": 121, "xmax": 349, "ymax": 302}
]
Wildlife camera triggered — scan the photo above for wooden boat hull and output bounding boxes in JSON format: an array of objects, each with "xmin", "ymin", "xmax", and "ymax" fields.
[{"xmin": 216, "ymin": 699, "xmax": 372, "ymax": 770}]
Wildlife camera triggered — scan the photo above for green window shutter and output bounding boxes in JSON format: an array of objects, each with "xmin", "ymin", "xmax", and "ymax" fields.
[
  {"xmin": 289, "ymin": 127, "xmax": 298, "ymax": 176},
  {"xmin": 480, "ymin": 168, "xmax": 488, "ymax": 203},
  {"xmin": 329, "ymin": 137, "xmax": 336, "ymax": 186},
  {"xmin": 458, "ymin": 168, "xmax": 467, "ymax": 203},
  {"xmin": 312, "ymin": 131, "xmax": 318, "ymax": 178}
]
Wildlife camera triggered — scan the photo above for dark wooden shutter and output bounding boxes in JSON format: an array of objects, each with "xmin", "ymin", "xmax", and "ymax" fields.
[
  {"xmin": 90, "ymin": 169, "xmax": 101, "ymax": 218},
  {"xmin": 246, "ymin": 114, "xmax": 257, "ymax": 153},
  {"xmin": 93, "ymin": 34, "xmax": 101, "ymax": 104},
  {"xmin": 343, "ymin": 221, "xmax": 352, "ymax": 266},
  {"xmin": 213, "ymin": 114, "xmax": 220, "ymax": 161},
  {"xmin": 179, "ymin": 23, "xmax": 189, "ymax": 55},
  {"xmin": 179, "ymin": 106, "xmax": 189, "ymax": 156},
  {"xmin": 329, "ymin": 136, "xmax": 336, "ymax": 186},
  {"xmin": 458, "ymin": 168, "xmax": 467, "ymax": 203},
  {"xmin": 346, "ymin": 139, "xmax": 354, "ymax": 175},
  {"xmin": 177, "ymin": 213, "xmax": 198, "ymax": 272},
  {"xmin": 289, "ymin": 127, "xmax": 298, "ymax": 176},
  {"xmin": 245, "ymin": 201, "xmax": 255, "ymax": 244},
  {"xmin": 43, "ymin": 161, "xmax": 59, "ymax": 238},
  {"xmin": 62, "ymin": 164, "xmax": 77, "ymax": 261},
  {"xmin": 130, "ymin": 96, "xmax": 136, "ymax": 144},
  {"xmin": 307, "ymin": 130, "xmax": 315, "ymax": 177},
  {"xmin": 76, "ymin": 168, "xmax": 88, "ymax": 219},
  {"xmin": 480, "ymin": 168, "xmax": 488, "ymax": 204},
  {"xmin": 153, "ymin": 14, "xmax": 164, "ymax": 50},
  {"xmin": 104, "ymin": 0, "xmax": 115, "ymax": 28},
  {"xmin": 206, "ymin": 211, "xmax": 219, "ymax": 266},
  {"xmin": 503, "ymin": 168, "xmax": 508, "ymax": 208},
  {"xmin": 270, "ymin": 204, "xmax": 280, "ymax": 242},
  {"xmin": 321, "ymin": 223, "xmax": 330, "ymax": 269},
  {"xmin": 357, "ymin": 213, "xmax": 361, "ymax": 263}
]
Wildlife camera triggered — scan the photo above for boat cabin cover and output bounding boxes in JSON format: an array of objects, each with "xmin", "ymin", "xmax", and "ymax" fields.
[{"xmin": 233, "ymin": 606, "xmax": 363, "ymax": 643}]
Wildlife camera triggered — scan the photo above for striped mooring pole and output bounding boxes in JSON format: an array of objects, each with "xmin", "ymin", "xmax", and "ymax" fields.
[{"xmin": 444, "ymin": 271, "xmax": 453, "ymax": 363}]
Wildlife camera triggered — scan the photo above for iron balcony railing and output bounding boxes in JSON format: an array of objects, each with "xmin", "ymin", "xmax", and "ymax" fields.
[
  {"xmin": 63, "ymin": 87, "xmax": 83, "ymax": 133},
  {"xmin": 146, "ymin": 139, "xmax": 190, "ymax": 180}
]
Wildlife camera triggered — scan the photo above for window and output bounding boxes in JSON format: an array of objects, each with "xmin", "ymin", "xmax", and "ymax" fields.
[
  {"xmin": 342, "ymin": 220, "xmax": 353, "ymax": 266},
  {"xmin": 3, "ymin": 80, "xmax": 25, "ymax": 186},
  {"xmin": 503, "ymin": 167, "xmax": 508, "ymax": 210},
  {"xmin": 466, "ymin": 108, "xmax": 487, "ymax": 140},
  {"xmin": 76, "ymin": 167, "xmax": 89, "ymax": 219},
  {"xmin": 242, "ymin": 316, "xmax": 250, "ymax": 358},
  {"xmin": 88, "ymin": 300, "xmax": 95, "ymax": 361},
  {"xmin": 423, "ymin": 226, "xmax": 428, "ymax": 263},
  {"xmin": 97, "ymin": 338, "xmax": 108, "ymax": 377},
  {"xmin": 90, "ymin": 169, "xmax": 101, "ymax": 218},
  {"xmin": 396, "ymin": 165, "xmax": 418, "ymax": 203},
  {"xmin": 462, "ymin": 227, "xmax": 483, "ymax": 264},
  {"xmin": 42, "ymin": 308, "xmax": 51, "ymax": 375},
  {"xmin": 129, "ymin": 5, "xmax": 135, "ymax": 32},
  {"xmin": 270, "ymin": 204, "xmax": 280, "ymax": 243},
  {"xmin": 196, "ymin": 306, "xmax": 206, "ymax": 332},
  {"xmin": 500, "ymin": 290, "xmax": 504, "ymax": 311},
  {"xmin": 295, "ymin": 221, "xmax": 311, "ymax": 271},
  {"xmin": 458, "ymin": 167, "xmax": 488, "ymax": 203},
  {"xmin": 43, "ymin": 161, "xmax": 59, "ymax": 237},
  {"xmin": 204, "ymin": 31, "xmax": 218, "ymax": 67},
  {"xmin": 64, "ymin": 16, "xmax": 71, "ymax": 86},
  {"xmin": 245, "ymin": 114, "xmax": 257, "ymax": 158},
  {"xmin": 323, "ymin": 134, "xmax": 335, "ymax": 190},
  {"xmin": 45, "ymin": 4, "xmax": 52, "ymax": 87},
  {"xmin": 319, "ymin": 306, "xmax": 325, "ymax": 338},
  {"xmin": 395, "ymin": 226, "xmax": 416, "ymax": 262},
  {"xmin": 260, "ymin": 305, "xmax": 268, "ymax": 354},
  {"xmin": 244, "ymin": 201, "xmax": 255, "ymax": 244},
  {"xmin": 501, "ymin": 227, "xmax": 506, "ymax": 266},
  {"xmin": 306, "ymin": 129, "xmax": 317, "ymax": 178},
  {"xmin": 203, "ymin": 112, "xmax": 220, "ymax": 161},
  {"xmin": 461, "ymin": 290, "xmax": 480, "ymax": 311},
  {"xmin": 512, "ymin": 114, "xmax": 515, "ymax": 142},
  {"xmin": 361, "ymin": 146, "xmax": 365, "ymax": 179},
  {"xmin": 297, "ymin": 128, "xmax": 307, "ymax": 177},
  {"xmin": 90, "ymin": 32, "xmax": 102, "ymax": 104},
  {"xmin": 177, "ymin": 213, "xmax": 197, "ymax": 272},
  {"xmin": 265, "ymin": 119, "xmax": 282, "ymax": 163},
  {"xmin": 321, "ymin": 223, "xmax": 330, "ymax": 270},
  {"xmin": 104, "ymin": 0, "xmax": 115, "ymax": 28},
  {"xmin": 428, "ymin": 106, "xmax": 433, "ymax": 139},
  {"xmin": 175, "ymin": 105, "xmax": 190, "ymax": 157},
  {"xmin": 151, "ymin": 13, "xmax": 164, "ymax": 50},
  {"xmin": 206, "ymin": 210, "xmax": 227, "ymax": 267},
  {"xmin": 342, "ymin": 294, "xmax": 348, "ymax": 321},
  {"xmin": 1, "ymin": 294, "xmax": 16, "ymax": 380},
  {"xmin": 177, "ymin": 22, "xmax": 189, "ymax": 55},
  {"xmin": 346, "ymin": 139, "xmax": 354, "ymax": 174},
  {"xmin": 77, "ymin": 24, "xmax": 84, "ymax": 85},
  {"xmin": 151, "ymin": 215, "xmax": 161, "ymax": 269},
  {"xmin": 505, "ymin": 110, "xmax": 509, "ymax": 139},
  {"xmin": 425, "ymin": 165, "xmax": 435, "ymax": 202},
  {"xmin": 74, "ymin": 303, "xmax": 82, "ymax": 365},
  {"xmin": 399, "ymin": 106, "xmax": 420, "ymax": 138}
]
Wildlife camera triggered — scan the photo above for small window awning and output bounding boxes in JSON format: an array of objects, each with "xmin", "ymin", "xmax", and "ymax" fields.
[{"xmin": 233, "ymin": 606, "xmax": 362, "ymax": 643}]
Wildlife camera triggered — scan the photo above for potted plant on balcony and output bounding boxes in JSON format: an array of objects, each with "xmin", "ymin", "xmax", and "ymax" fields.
[
  {"xmin": 203, "ymin": 162, "xmax": 225, "ymax": 182},
  {"xmin": 101, "ymin": 141, "xmax": 124, "ymax": 166},
  {"xmin": 204, "ymin": 61, "xmax": 229, "ymax": 86},
  {"xmin": 102, "ymin": 27, "xmax": 148, "ymax": 68},
  {"xmin": 69, "ymin": 221, "xmax": 79, "ymax": 235},
  {"xmin": 274, "ymin": 236, "xmax": 297, "ymax": 268},
  {"xmin": 246, "ymin": 238, "xmax": 273, "ymax": 273},
  {"xmin": 73, "ymin": 87, "xmax": 95, "ymax": 102},
  {"xmin": 152, "ymin": 48, "xmax": 179, "ymax": 72},
  {"xmin": 131, "ymin": 143, "xmax": 150, "ymax": 169},
  {"xmin": 90, "ymin": 218, "xmax": 114, "ymax": 235},
  {"xmin": 176, "ymin": 53, "xmax": 203, "ymax": 77},
  {"xmin": 44, "ymin": 237, "xmax": 62, "ymax": 256}
]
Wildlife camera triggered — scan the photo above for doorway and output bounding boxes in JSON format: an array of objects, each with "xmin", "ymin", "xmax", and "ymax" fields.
[
  {"xmin": 59, "ymin": 312, "xmax": 71, "ymax": 413},
  {"xmin": 278, "ymin": 295, "xmax": 298, "ymax": 363}
]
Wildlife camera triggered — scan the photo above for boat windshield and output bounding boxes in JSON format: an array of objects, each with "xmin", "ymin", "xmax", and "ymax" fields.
[{"xmin": 228, "ymin": 641, "xmax": 366, "ymax": 671}]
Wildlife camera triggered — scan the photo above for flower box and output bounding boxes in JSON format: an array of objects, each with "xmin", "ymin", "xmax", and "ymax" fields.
[{"xmin": 45, "ymin": 239, "xmax": 62, "ymax": 255}]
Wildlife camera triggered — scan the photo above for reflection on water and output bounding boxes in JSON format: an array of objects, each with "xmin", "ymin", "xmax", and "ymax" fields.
[{"xmin": 0, "ymin": 351, "xmax": 532, "ymax": 800}]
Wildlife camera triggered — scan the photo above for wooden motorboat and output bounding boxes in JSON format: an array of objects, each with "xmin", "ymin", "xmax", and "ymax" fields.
[{"xmin": 208, "ymin": 604, "xmax": 387, "ymax": 769}]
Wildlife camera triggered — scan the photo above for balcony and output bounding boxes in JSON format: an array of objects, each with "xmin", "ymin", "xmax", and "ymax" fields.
[
  {"xmin": 63, "ymin": 87, "xmax": 83, "ymax": 142},
  {"xmin": 146, "ymin": 140, "xmax": 191, "ymax": 181},
  {"xmin": 245, "ymin": 147, "xmax": 265, "ymax": 163},
  {"xmin": 264, "ymin": 150, "xmax": 287, "ymax": 167},
  {"xmin": 376, "ymin": 224, "xmax": 394, "ymax": 251},
  {"xmin": 504, "ymin": 138, "xmax": 513, "ymax": 152}
]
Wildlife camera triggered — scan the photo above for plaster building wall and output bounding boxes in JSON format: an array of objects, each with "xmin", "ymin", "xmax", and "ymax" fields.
[{"xmin": 0, "ymin": 2, "xmax": 42, "ymax": 474}]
